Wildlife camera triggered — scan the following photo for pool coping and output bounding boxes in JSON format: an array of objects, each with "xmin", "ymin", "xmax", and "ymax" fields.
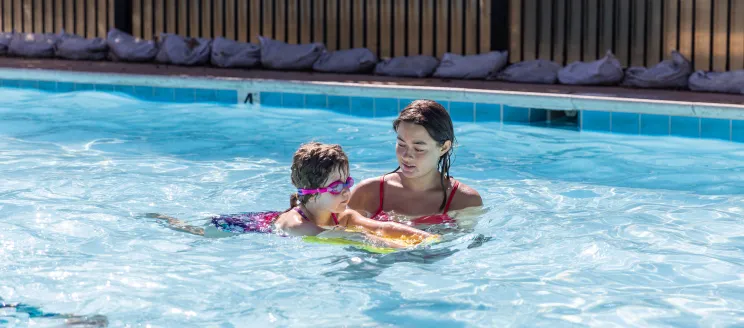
[{"xmin": 1, "ymin": 57, "xmax": 744, "ymax": 121}]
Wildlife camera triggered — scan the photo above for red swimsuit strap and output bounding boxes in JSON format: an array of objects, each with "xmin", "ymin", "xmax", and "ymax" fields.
[
  {"xmin": 374, "ymin": 175, "xmax": 460, "ymax": 218},
  {"xmin": 371, "ymin": 175, "xmax": 386, "ymax": 219},
  {"xmin": 295, "ymin": 207, "xmax": 340, "ymax": 225},
  {"xmin": 442, "ymin": 180, "xmax": 460, "ymax": 214}
]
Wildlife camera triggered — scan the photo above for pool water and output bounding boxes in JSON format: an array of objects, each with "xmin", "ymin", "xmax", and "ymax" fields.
[{"xmin": 1, "ymin": 89, "xmax": 743, "ymax": 327}]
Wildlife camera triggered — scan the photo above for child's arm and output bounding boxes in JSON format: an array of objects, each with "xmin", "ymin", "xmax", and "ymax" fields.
[{"xmin": 340, "ymin": 209, "xmax": 435, "ymax": 243}]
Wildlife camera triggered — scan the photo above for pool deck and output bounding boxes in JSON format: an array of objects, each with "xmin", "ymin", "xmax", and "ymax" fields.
[{"xmin": 1, "ymin": 57, "xmax": 743, "ymax": 107}]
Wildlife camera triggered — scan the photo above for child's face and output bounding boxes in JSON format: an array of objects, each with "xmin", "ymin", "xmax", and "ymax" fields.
[{"xmin": 310, "ymin": 167, "xmax": 351, "ymax": 213}]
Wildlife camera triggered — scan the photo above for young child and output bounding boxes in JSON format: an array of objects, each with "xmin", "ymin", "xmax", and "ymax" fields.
[{"xmin": 150, "ymin": 142, "xmax": 434, "ymax": 248}]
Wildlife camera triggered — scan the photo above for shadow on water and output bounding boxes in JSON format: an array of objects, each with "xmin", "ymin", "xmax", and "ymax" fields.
[
  {"xmin": 360, "ymin": 281, "xmax": 492, "ymax": 328},
  {"xmin": 0, "ymin": 297, "xmax": 108, "ymax": 327},
  {"xmin": 322, "ymin": 233, "xmax": 494, "ymax": 281}
]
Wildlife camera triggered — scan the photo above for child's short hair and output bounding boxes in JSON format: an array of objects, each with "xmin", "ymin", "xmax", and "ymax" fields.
[{"xmin": 290, "ymin": 142, "xmax": 349, "ymax": 206}]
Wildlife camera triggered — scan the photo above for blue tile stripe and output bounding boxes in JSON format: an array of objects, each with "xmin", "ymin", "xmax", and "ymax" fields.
[
  {"xmin": 0, "ymin": 78, "xmax": 237, "ymax": 105},
  {"xmin": 3, "ymin": 79, "xmax": 744, "ymax": 144}
]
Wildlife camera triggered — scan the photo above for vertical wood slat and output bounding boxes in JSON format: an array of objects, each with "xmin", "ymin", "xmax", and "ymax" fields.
[
  {"xmin": 132, "ymin": 0, "xmax": 141, "ymax": 37},
  {"xmin": 464, "ymin": 0, "xmax": 476, "ymax": 54},
  {"xmin": 712, "ymin": 0, "xmax": 728, "ymax": 71},
  {"xmin": 353, "ymin": 0, "xmax": 365, "ymax": 48},
  {"xmin": 190, "ymin": 0, "xmax": 200, "ymax": 37},
  {"xmin": 300, "ymin": 0, "xmax": 311, "ymax": 44},
  {"xmin": 615, "ymin": 0, "xmax": 631, "ymax": 67},
  {"xmin": 98, "ymin": 0, "xmax": 108, "ymax": 37},
  {"xmin": 4, "ymin": 1, "xmax": 12, "ymax": 32},
  {"xmin": 142, "ymin": 0, "xmax": 152, "ymax": 39},
  {"xmin": 366, "ymin": 0, "xmax": 379, "ymax": 56},
  {"xmin": 238, "ymin": 0, "xmax": 248, "ymax": 42},
  {"xmin": 380, "ymin": 0, "xmax": 392, "ymax": 57},
  {"xmin": 538, "ymin": 0, "xmax": 552, "ymax": 59},
  {"xmin": 166, "ymin": 0, "xmax": 176, "ymax": 34},
  {"xmin": 178, "ymin": 0, "xmax": 188, "ymax": 36},
  {"xmin": 508, "ymin": 0, "xmax": 521, "ymax": 61},
  {"xmin": 694, "ymin": 0, "xmax": 711, "ymax": 71},
  {"xmin": 553, "ymin": 0, "xmax": 566, "ymax": 64},
  {"xmin": 275, "ymin": 0, "xmax": 285, "ymax": 41},
  {"xmin": 22, "ymin": 0, "xmax": 31, "ymax": 33},
  {"xmin": 583, "ymin": 0, "xmax": 597, "ymax": 61},
  {"xmin": 522, "ymin": 0, "xmax": 537, "ymax": 60},
  {"xmin": 646, "ymin": 0, "xmax": 662, "ymax": 65},
  {"xmin": 262, "ymin": 0, "xmax": 273, "ymax": 39},
  {"xmin": 45, "ymin": 0, "xmax": 54, "ymax": 32},
  {"xmin": 678, "ymin": 0, "xmax": 694, "ymax": 66},
  {"xmin": 600, "ymin": 0, "xmax": 613, "ymax": 56},
  {"xmin": 224, "ymin": 0, "xmax": 235, "ymax": 40},
  {"xmin": 435, "ymin": 0, "xmax": 447, "ymax": 57},
  {"xmin": 731, "ymin": 0, "xmax": 744, "ymax": 70},
  {"xmin": 416, "ymin": 0, "xmax": 434, "ymax": 56},
  {"xmin": 201, "ymin": 0, "xmax": 210, "ymax": 38},
  {"xmin": 108, "ymin": 0, "xmax": 114, "ymax": 33},
  {"xmin": 663, "ymin": 0, "xmax": 678, "ymax": 58},
  {"xmin": 54, "ymin": 0, "xmax": 63, "ymax": 33},
  {"xmin": 339, "ymin": 0, "xmax": 350, "ymax": 49},
  {"xmin": 479, "ymin": 0, "xmax": 491, "ymax": 54},
  {"xmin": 450, "ymin": 0, "xmax": 463, "ymax": 55},
  {"xmin": 13, "ymin": 0, "xmax": 21, "ymax": 33},
  {"xmin": 287, "ymin": 0, "xmax": 298, "ymax": 44},
  {"xmin": 155, "ymin": 0, "xmax": 164, "ymax": 37},
  {"xmin": 325, "ymin": 0, "xmax": 337, "ymax": 50},
  {"xmin": 566, "ymin": 0, "xmax": 582, "ymax": 64},
  {"xmin": 86, "ymin": 0, "xmax": 95, "ymax": 37},
  {"xmin": 630, "ymin": 0, "xmax": 645, "ymax": 66},
  {"xmin": 213, "ymin": 0, "xmax": 223, "ymax": 38},
  {"xmin": 393, "ymin": 0, "xmax": 405, "ymax": 56},
  {"xmin": 249, "ymin": 0, "xmax": 260, "ymax": 43},
  {"xmin": 33, "ymin": 0, "xmax": 41, "ymax": 33},
  {"xmin": 312, "ymin": 0, "xmax": 323, "ymax": 44},
  {"xmin": 421, "ymin": 0, "xmax": 433, "ymax": 56}
]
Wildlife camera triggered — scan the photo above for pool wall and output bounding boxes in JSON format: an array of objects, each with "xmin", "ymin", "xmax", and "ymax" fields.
[{"xmin": 2, "ymin": 67, "xmax": 743, "ymax": 142}]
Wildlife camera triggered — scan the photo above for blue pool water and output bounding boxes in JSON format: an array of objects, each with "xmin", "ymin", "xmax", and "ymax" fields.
[{"xmin": 1, "ymin": 88, "xmax": 744, "ymax": 327}]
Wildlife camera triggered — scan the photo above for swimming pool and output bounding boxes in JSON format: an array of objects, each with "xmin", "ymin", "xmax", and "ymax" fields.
[{"xmin": 1, "ymin": 86, "xmax": 743, "ymax": 327}]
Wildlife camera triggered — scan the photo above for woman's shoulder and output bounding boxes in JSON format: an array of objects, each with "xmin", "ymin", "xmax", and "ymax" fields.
[
  {"xmin": 349, "ymin": 176, "xmax": 384, "ymax": 201},
  {"xmin": 450, "ymin": 179, "xmax": 483, "ymax": 210}
]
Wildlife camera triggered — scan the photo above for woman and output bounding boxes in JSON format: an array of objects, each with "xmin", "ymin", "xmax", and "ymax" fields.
[{"xmin": 349, "ymin": 99, "xmax": 482, "ymax": 225}]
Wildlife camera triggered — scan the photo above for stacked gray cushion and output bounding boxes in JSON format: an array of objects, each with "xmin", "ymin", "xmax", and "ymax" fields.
[
  {"xmin": 375, "ymin": 55, "xmax": 440, "ymax": 78},
  {"xmin": 312, "ymin": 48, "xmax": 378, "ymax": 73},
  {"xmin": 211, "ymin": 37, "xmax": 261, "ymax": 68},
  {"xmin": 155, "ymin": 33, "xmax": 211, "ymax": 66},
  {"xmin": 107, "ymin": 28, "xmax": 158, "ymax": 62},
  {"xmin": 433, "ymin": 51, "xmax": 509, "ymax": 79},
  {"xmin": 688, "ymin": 70, "xmax": 744, "ymax": 95},
  {"xmin": 0, "ymin": 32, "xmax": 12, "ymax": 56},
  {"xmin": 491, "ymin": 59, "xmax": 562, "ymax": 84},
  {"xmin": 55, "ymin": 31, "xmax": 108, "ymax": 60},
  {"xmin": 622, "ymin": 50, "xmax": 692, "ymax": 89},
  {"xmin": 259, "ymin": 36, "xmax": 325, "ymax": 70},
  {"xmin": 9, "ymin": 33, "xmax": 58, "ymax": 58},
  {"xmin": 558, "ymin": 51, "xmax": 624, "ymax": 85}
]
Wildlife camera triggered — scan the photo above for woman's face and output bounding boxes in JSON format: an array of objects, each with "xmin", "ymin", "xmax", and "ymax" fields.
[
  {"xmin": 308, "ymin": 166, "xmax": 351, "ymax": 213},
  {"xmin": 395, "ymin": 121, "xmax": 450, "ymax": 179}
]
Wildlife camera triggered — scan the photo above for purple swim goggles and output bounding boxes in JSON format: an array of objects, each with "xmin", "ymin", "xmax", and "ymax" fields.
[{"xmin": 297, "ymin": 177, "xmax": 354, "ymax": 196}]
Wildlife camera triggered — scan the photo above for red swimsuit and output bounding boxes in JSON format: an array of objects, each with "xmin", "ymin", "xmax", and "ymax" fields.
[{"xmin": 370, "ymin": 175, "xmax": 460, "ymax": 225}]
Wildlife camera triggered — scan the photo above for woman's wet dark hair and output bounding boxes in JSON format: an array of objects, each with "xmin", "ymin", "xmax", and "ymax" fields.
[{"xmin": 392, "ymin": 99, "xmax": 456, "ymax": 211}]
